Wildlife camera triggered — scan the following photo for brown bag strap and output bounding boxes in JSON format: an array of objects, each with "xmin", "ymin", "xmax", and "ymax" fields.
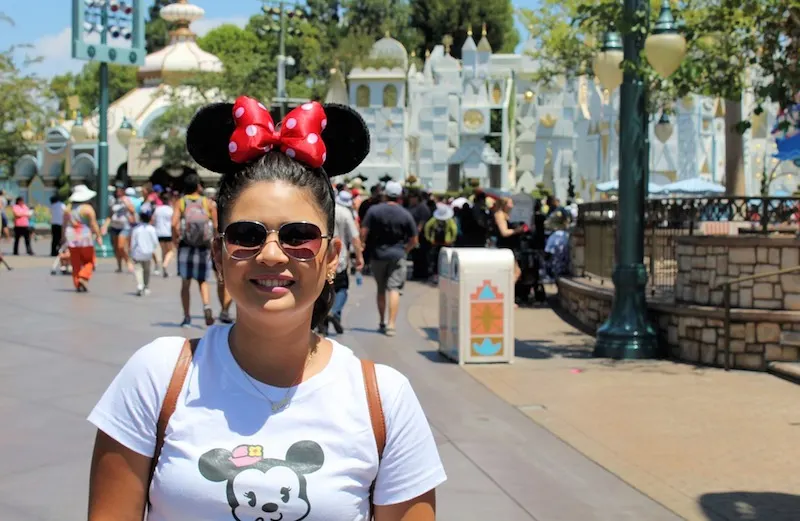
[
  {"xmin": 147, "ymin": 338, "xmax": 198, "ymax": 503},
  {"xmin": 361, "ymin": 359, "xmax": 386, "ymax": 458},
  {"xmin": 361, "ymin": 359, "xmax": 386, "ymax": 519}
]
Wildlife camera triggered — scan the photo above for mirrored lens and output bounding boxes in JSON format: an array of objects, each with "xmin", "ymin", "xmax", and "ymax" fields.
[
  {"xmin": 279, "ymin": 222, "xmax": 323, "ymax": 260},
  {"xmin": 224, "ymin": 221, "xmax": 267, "ymax": 260}
]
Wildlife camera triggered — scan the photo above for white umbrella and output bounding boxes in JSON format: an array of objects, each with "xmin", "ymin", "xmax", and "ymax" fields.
[
  {"xmin": 596, "ymin": 179, "xmax": 665, "ymax": 193},
  {"xmin": 660, "ymin": 177, "xmax": 725, "ymax": 195}
]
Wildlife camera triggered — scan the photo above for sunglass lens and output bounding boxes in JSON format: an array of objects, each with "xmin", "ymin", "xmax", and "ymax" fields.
[
  {"xmin": 279, "ymin": 222, "xmax": 323, "ymax": 260},
  {"xmin": 225, "ymin": 221, "xmax": 266, "ymax": 259}
]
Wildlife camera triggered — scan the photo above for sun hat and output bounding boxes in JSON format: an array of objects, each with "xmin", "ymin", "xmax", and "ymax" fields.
[
  {"xmin": 433, "ymin": 203, "xmax": 454, "ymax": 221},
  {"xmin": 125, "ymin": 187, "xmax": 136, "ymax": 197},
  {"xmin": 336, "ymin": 190, "xmax": 353, "ymax": 208},
  {"xmin": 69, "ymin": 184, "xmax": 97, "ymax": 203}
]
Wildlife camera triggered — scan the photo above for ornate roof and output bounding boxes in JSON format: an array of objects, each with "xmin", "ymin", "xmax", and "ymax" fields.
[
  {"xmin": 369, "ymin": 33, "xmax": 409, "ymax": 70},
  {"xmin": 137, "ymin": 0, "xmax": 223, "ymax": 86}
]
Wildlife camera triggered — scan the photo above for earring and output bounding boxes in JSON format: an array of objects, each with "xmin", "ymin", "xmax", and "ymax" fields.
[{"xmin": 327, "ymin": 271, "xmax": 335, "ymax": 284}]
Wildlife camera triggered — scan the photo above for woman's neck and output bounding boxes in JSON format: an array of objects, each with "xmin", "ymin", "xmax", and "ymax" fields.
[{"xmin": 228, "ymin": 314, "xmax": 327, "ymax": 388}]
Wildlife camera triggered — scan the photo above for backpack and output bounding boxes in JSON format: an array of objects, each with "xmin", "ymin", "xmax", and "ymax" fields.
[
  {"xmin": 181, "ymin": 196, "xmax": 212, "ymax": 247},
  {"xmin": 147, "ymin": 339, "xmax": 386, "ymax": 517},
  {"xmin": 433, "ymin": 219, "xmax": 448, "ymax": 245}
]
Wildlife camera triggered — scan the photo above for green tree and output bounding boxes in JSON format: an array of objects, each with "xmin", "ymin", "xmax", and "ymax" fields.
[
  {"xmin": 140, "ymin": 87, "xmax": 205, "ymax": 169},
  {"xmin": 145, "ymin": 0, "xmax": 176, "ymax": 54},
  {"xmin": 0, "ymin": 15, "xmax": 50, "ymax": 176},
  {"xmin": 49, "ymin": 61, "xmax": 137, "ymax": 116},
  {"xmin": 410, "ymin": 0, "xmax": 518, "ymax": 59}
]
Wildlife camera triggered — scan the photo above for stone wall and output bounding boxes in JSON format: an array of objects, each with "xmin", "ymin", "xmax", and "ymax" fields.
[
  {"xmin": 558, "ymin": 277, "xmax": 800, "ymax": 370},
  {"xmin": 675, "ymin": 236, "xmax": 800, "ymax": 310}
]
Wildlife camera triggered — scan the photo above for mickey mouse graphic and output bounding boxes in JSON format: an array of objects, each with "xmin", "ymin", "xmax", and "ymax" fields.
[{"xmin": 199, "ymin": 441, "xmax": 324, "ymax": 521}]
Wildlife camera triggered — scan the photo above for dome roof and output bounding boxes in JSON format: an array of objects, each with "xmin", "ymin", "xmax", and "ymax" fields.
[
  {"xmin": 369, "ymin": 33, "xmax": 408, "ymax": 69},
  {"xmin": 137, "ymin": 0, "xmax": 223, "ymax": 86}
]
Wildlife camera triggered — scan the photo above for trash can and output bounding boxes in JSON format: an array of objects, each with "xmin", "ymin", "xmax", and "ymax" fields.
[
  {"xmin": 439, "ymin": 248, "xmax": 515, "ymax": 365},
  {"xmin": 437, "ymin": 247, "xmax": 455, "ymax": 359}
]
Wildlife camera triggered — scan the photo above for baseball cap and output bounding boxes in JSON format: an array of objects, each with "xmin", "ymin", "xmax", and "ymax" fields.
[
  {"xmin": 384, "ymin": 181, "xmax": 403, "ymax": 198},
  {"xmin": 125, "ymin": 187, "xmax": 136, "ymax": 197}
]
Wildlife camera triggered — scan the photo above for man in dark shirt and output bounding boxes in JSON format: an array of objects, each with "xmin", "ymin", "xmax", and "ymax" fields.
[
  {"xmin": 361, "ymin": 181, "xmax": 418, "ymax": 336},
  {"xmin": 406, "ymin": 189, "xmax": 432, "ymax": 279}
]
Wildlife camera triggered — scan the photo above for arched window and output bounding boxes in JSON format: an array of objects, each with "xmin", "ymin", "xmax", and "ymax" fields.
[
  {"xmin": 356, "ymin": 85, "xmax": 370, "ymax": 108},
  {"xmin": 382, "ymin": 84, "xmax": 398, "ymax": 108}
]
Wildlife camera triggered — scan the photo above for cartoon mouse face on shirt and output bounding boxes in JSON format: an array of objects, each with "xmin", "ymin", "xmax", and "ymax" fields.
[{"xmin": 199, "ymin": 441, "xmax": 325, "ymax": 521}]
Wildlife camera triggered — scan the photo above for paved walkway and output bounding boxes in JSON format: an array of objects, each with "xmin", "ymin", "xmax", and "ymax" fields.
[
  {"xmin": 0, "ymin": 245, "xmax": 677, "ymax": 521},
  {"xmin": 409, "ymin": 284, "xmax": 800, "ymax": 521}
]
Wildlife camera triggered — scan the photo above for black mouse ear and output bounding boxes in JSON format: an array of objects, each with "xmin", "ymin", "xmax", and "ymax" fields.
[
  {"xmin": 186, "ymin": 103, "xmax": 241, "ymax": 175},
  {"xmin": 321, "ymin": 104, "xmax": 370, "ymax": 178}
]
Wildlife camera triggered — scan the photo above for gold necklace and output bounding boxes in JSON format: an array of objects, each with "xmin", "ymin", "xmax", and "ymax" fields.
[{"xmin": 235, "ymin": 336, "xmax": 318, "ymax": 413}]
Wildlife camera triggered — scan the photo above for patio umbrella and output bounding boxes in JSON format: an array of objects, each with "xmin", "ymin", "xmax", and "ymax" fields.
[
  {"xmin": 596, "ymin": 179, "xmax": 666, "ymax": 194},
  {"xmin": 660, "ymin": 177, "xmax": 725, "ymax": 195}
]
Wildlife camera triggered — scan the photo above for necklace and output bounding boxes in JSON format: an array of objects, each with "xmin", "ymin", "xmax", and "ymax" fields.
[{"xmin": 235, "ymin": 336, "xmax": 318, "ymax": 413}]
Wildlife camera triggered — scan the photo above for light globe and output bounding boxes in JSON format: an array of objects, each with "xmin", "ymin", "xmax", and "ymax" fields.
[
  {"xmin": 644, "ymin": 0, "xmax": 687, "ymax": 79},
  {"xmin": 654, "ymin": 112, "xmax": 673, "ymax": 144},
  {"xmin": 593, "ymin": 31, "xmax": 624, "ymax": 93}
]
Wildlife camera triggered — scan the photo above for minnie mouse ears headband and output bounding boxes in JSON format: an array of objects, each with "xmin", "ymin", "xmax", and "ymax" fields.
[{"xmin": 186, "ymin": 96, "xmax": 371, "ymax": 178}]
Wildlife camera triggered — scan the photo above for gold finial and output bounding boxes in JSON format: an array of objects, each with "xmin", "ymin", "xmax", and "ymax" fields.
[
  {"xmin": 442, "ymin": 34, "xmax": 453, "ymax": 55},
  {"xmin": 467, "ymin": 25, "xmax": 473, "ymax": 36},
  {"xmin": 411, "ymin": 50, "xmax": 416, "ymax": 57},
  {"xmin": 481, "ymin": 23, "xmax": 487, "ymax": 37},
  {"xmin": 425, "ymin": 49, "xmax": 431, "ymax": 58}
]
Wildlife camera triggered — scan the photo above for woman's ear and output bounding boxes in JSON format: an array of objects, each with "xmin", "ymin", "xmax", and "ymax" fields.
[
  {"xmin": 326, "ymin": 237, "xmax": 342, "ymax": 275},
  {"xmin": 212, "ymin": 238, "xmax": 224, "ymax": 275}
]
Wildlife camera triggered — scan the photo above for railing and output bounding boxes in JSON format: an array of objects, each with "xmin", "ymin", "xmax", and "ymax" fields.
[
  {"xmin": 712, "ymin": 265, "xmax": 800, "ymax": 371},
  {"xmin": 576, "ymin": 196, "xmax": 800, "ymax": 295}
]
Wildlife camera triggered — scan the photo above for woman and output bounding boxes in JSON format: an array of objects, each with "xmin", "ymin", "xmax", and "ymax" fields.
[
  {"xmin": 493, "ymin": 197, "xmax": 525, "ymax": 282},
  {"xmin": 152, "ymin": 191, "xmax": 175, "ymax": 277},
  {"xmin": 106, "ymin": 184, "xmax": 136, "ymax": 272},
  {"xmin": 11, "ymin": 196, "xmax": 34, "ymax": 255},
  {"xmin": 87, "ymin": 98, "xmax": 446, "ymax": 521},
  {"xmin": 64, "ymin": 185, "xmax": 102, "ymax": 292}
]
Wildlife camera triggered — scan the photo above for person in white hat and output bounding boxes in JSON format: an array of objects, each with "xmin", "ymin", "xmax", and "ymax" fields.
[
  {"xmin": 422, "ymin": 203, "xmax": 457, "ymax": 283},
  {"xmin": 64, "ymin": 184, "xmax": 102, "ymax": 292}
]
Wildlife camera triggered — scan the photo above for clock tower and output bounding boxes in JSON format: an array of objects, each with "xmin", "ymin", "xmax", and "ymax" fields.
[{"xmin": 446, "ymin": 24, "xmax": 501, "ymax": 190}]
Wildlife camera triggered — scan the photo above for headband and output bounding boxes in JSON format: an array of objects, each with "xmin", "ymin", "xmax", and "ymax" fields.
[{"xmin": 186, "ymin": 96, "xmax": 370, "ymax": 178}]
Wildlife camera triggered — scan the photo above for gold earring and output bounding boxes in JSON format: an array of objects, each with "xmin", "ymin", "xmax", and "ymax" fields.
[{"xmin": 327, "ymin": 271, "xmax": 335, "ymax": 284}]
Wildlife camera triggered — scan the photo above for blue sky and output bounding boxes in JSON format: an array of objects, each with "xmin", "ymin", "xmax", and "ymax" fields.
[{"xmin": 2, "ymin": 0, "xmax": 538, "ymax": 78}]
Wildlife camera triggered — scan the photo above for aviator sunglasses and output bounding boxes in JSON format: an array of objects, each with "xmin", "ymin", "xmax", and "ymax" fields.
[{"xmin": 220, "ymin": 220, "xmax": 331, "ymax": 261}]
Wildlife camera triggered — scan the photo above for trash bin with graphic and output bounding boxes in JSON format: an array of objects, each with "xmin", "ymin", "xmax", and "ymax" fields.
[
  {"xmin": 441, "ymin": 248, "xmax": 515, "ymax": 365},
  {"xmin": 436, "ymin": 247, "xmax": 455, "ymax": 358}
]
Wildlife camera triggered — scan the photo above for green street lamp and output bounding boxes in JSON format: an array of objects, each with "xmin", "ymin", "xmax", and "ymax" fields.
[
  {"xmin": 594, "ymin": 0, "xmax": 686, "ymax": 359},
  {"xmin": 260, "ymin": 1, "xmax": 309, "ymax": 118},
  {"xmin": 72, "ymin": 0, "xmax": 145, "ymax": 257}
]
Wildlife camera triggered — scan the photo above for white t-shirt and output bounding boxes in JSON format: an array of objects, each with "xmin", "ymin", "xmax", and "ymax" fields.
[
  {"xmin": 88, "ymin": 326, "xmax": 446, "ymax": 521},
  {"xmin": 153, "ymin": 204, "xmax": 174, "ymax": 238},
  {"xmin": 129, "ymin": 224, "xmax": 160, "ymax": 262}
]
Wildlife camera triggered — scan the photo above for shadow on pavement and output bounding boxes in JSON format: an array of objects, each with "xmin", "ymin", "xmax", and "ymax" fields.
[
  {"xmin": 699, "ymin": 491, "xmax": 800, "ymax": 521},
  {"xmin": 417, "ymin": 350, "xmax": 453, "ymax": 364},
  {"xmin": 514, "ymin": 338, "xmax": 593, "ymax": 360}
]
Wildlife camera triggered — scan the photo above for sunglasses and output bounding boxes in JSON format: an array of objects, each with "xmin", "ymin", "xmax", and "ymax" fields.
[{"xmin": 220, "ymin": 220, "xmax": 331, "ymax": 261}]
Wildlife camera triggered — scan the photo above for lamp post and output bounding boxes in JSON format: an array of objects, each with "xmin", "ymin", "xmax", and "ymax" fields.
[
  {"xmin": 260, "ymin": 1, "xmax": 308, "ymax": 118},
  {"xmin": 593, "ymin": 0, "xmax": 686, "ymax": 359},
  {"xmin": 72, "ymin": 0, "xmax": 145, "ymax": 257}
]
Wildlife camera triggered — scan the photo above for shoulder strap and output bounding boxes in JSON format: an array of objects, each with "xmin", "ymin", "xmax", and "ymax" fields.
[
  {"xmin": 147, "ymin": 338, "xmax": 199, "ymax": 501},
  {"xmin": 361, "ymin": 359, "xmax": 385, "ymax": 519},
  {"xmin": 361, "ymin": 359, "xmax": 386, "ymax": 458}
]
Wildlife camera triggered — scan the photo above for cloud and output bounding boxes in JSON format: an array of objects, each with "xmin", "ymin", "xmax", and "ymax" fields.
[{"xmin": 25, "ymin": 16, "xmax": 248, "ymax": 78}]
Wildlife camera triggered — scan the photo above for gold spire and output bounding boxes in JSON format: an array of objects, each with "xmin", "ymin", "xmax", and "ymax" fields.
[
  {"xmin": 411, "ymin": 50, "xmax": 416, "ymax": 57},
  {"xmin": 425, "ymin": 49, "xmax": 431, "ymax": 58},
  {"xmin": 442, "ymin": 34, "xmax": 453, "ymax": 55},
  {"xmin": 481, "ymin": 23, "xmax": 487, "ymax": 37},
  {"xmin": 467, "ymin": 25, "xmax": 473, "ymax": 37}
]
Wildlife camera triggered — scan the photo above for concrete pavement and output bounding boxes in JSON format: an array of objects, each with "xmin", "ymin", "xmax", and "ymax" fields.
[
  {"xmin": 409, "ymin": 283, "xmax": 800, "ymax": 521},
  {"xmin": 0, "ymin": 244, "xmax": 681, "ymax": 520}
]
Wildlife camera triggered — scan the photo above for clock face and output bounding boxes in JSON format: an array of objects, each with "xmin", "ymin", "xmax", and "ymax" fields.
[{"xmin": 463, "ymin": 109, "xmax": 484, "ymax": 131}]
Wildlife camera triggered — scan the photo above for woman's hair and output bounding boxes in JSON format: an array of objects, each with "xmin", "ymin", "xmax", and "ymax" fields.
[
  {"xmin": 15, "ymin": 196, "xmax": 24, "ymax": 204},
  {"xmin": 216, "ymin": 152, "xmax": 336, "ymax": 330}
]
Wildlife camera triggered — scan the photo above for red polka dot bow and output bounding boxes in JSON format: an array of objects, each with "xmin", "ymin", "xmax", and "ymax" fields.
[{"xmin": 228, "ymin": 96, "xmax": 328, "ymax": 168}]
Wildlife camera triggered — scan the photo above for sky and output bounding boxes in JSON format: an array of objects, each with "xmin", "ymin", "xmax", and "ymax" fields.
[{"xmin": 2, "ymin": 0, "xmax": 538, "ymax": 79}]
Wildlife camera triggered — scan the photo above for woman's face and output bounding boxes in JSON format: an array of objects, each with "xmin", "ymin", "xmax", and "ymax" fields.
[{"xmin": 215, "ymin": 180, "xmax": 341, "ymax": 326}]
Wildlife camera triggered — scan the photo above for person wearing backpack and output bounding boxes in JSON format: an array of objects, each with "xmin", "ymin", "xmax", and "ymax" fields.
[
  {"xmin": 172, "ymin": 173, "xmax": 217, "ymax": 328},
  {"xmin": 423, "ymin": 203, "xmax": 457, "ymax": 283}
]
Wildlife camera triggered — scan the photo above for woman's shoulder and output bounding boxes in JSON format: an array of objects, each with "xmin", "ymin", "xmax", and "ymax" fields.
[
  {"xmin": 330, "ymin": 341, "xmax": 412, "ymax": 407},
  {"xmin": 118, "ymin": 336, "xmax": 189, "ymax": 386}
]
